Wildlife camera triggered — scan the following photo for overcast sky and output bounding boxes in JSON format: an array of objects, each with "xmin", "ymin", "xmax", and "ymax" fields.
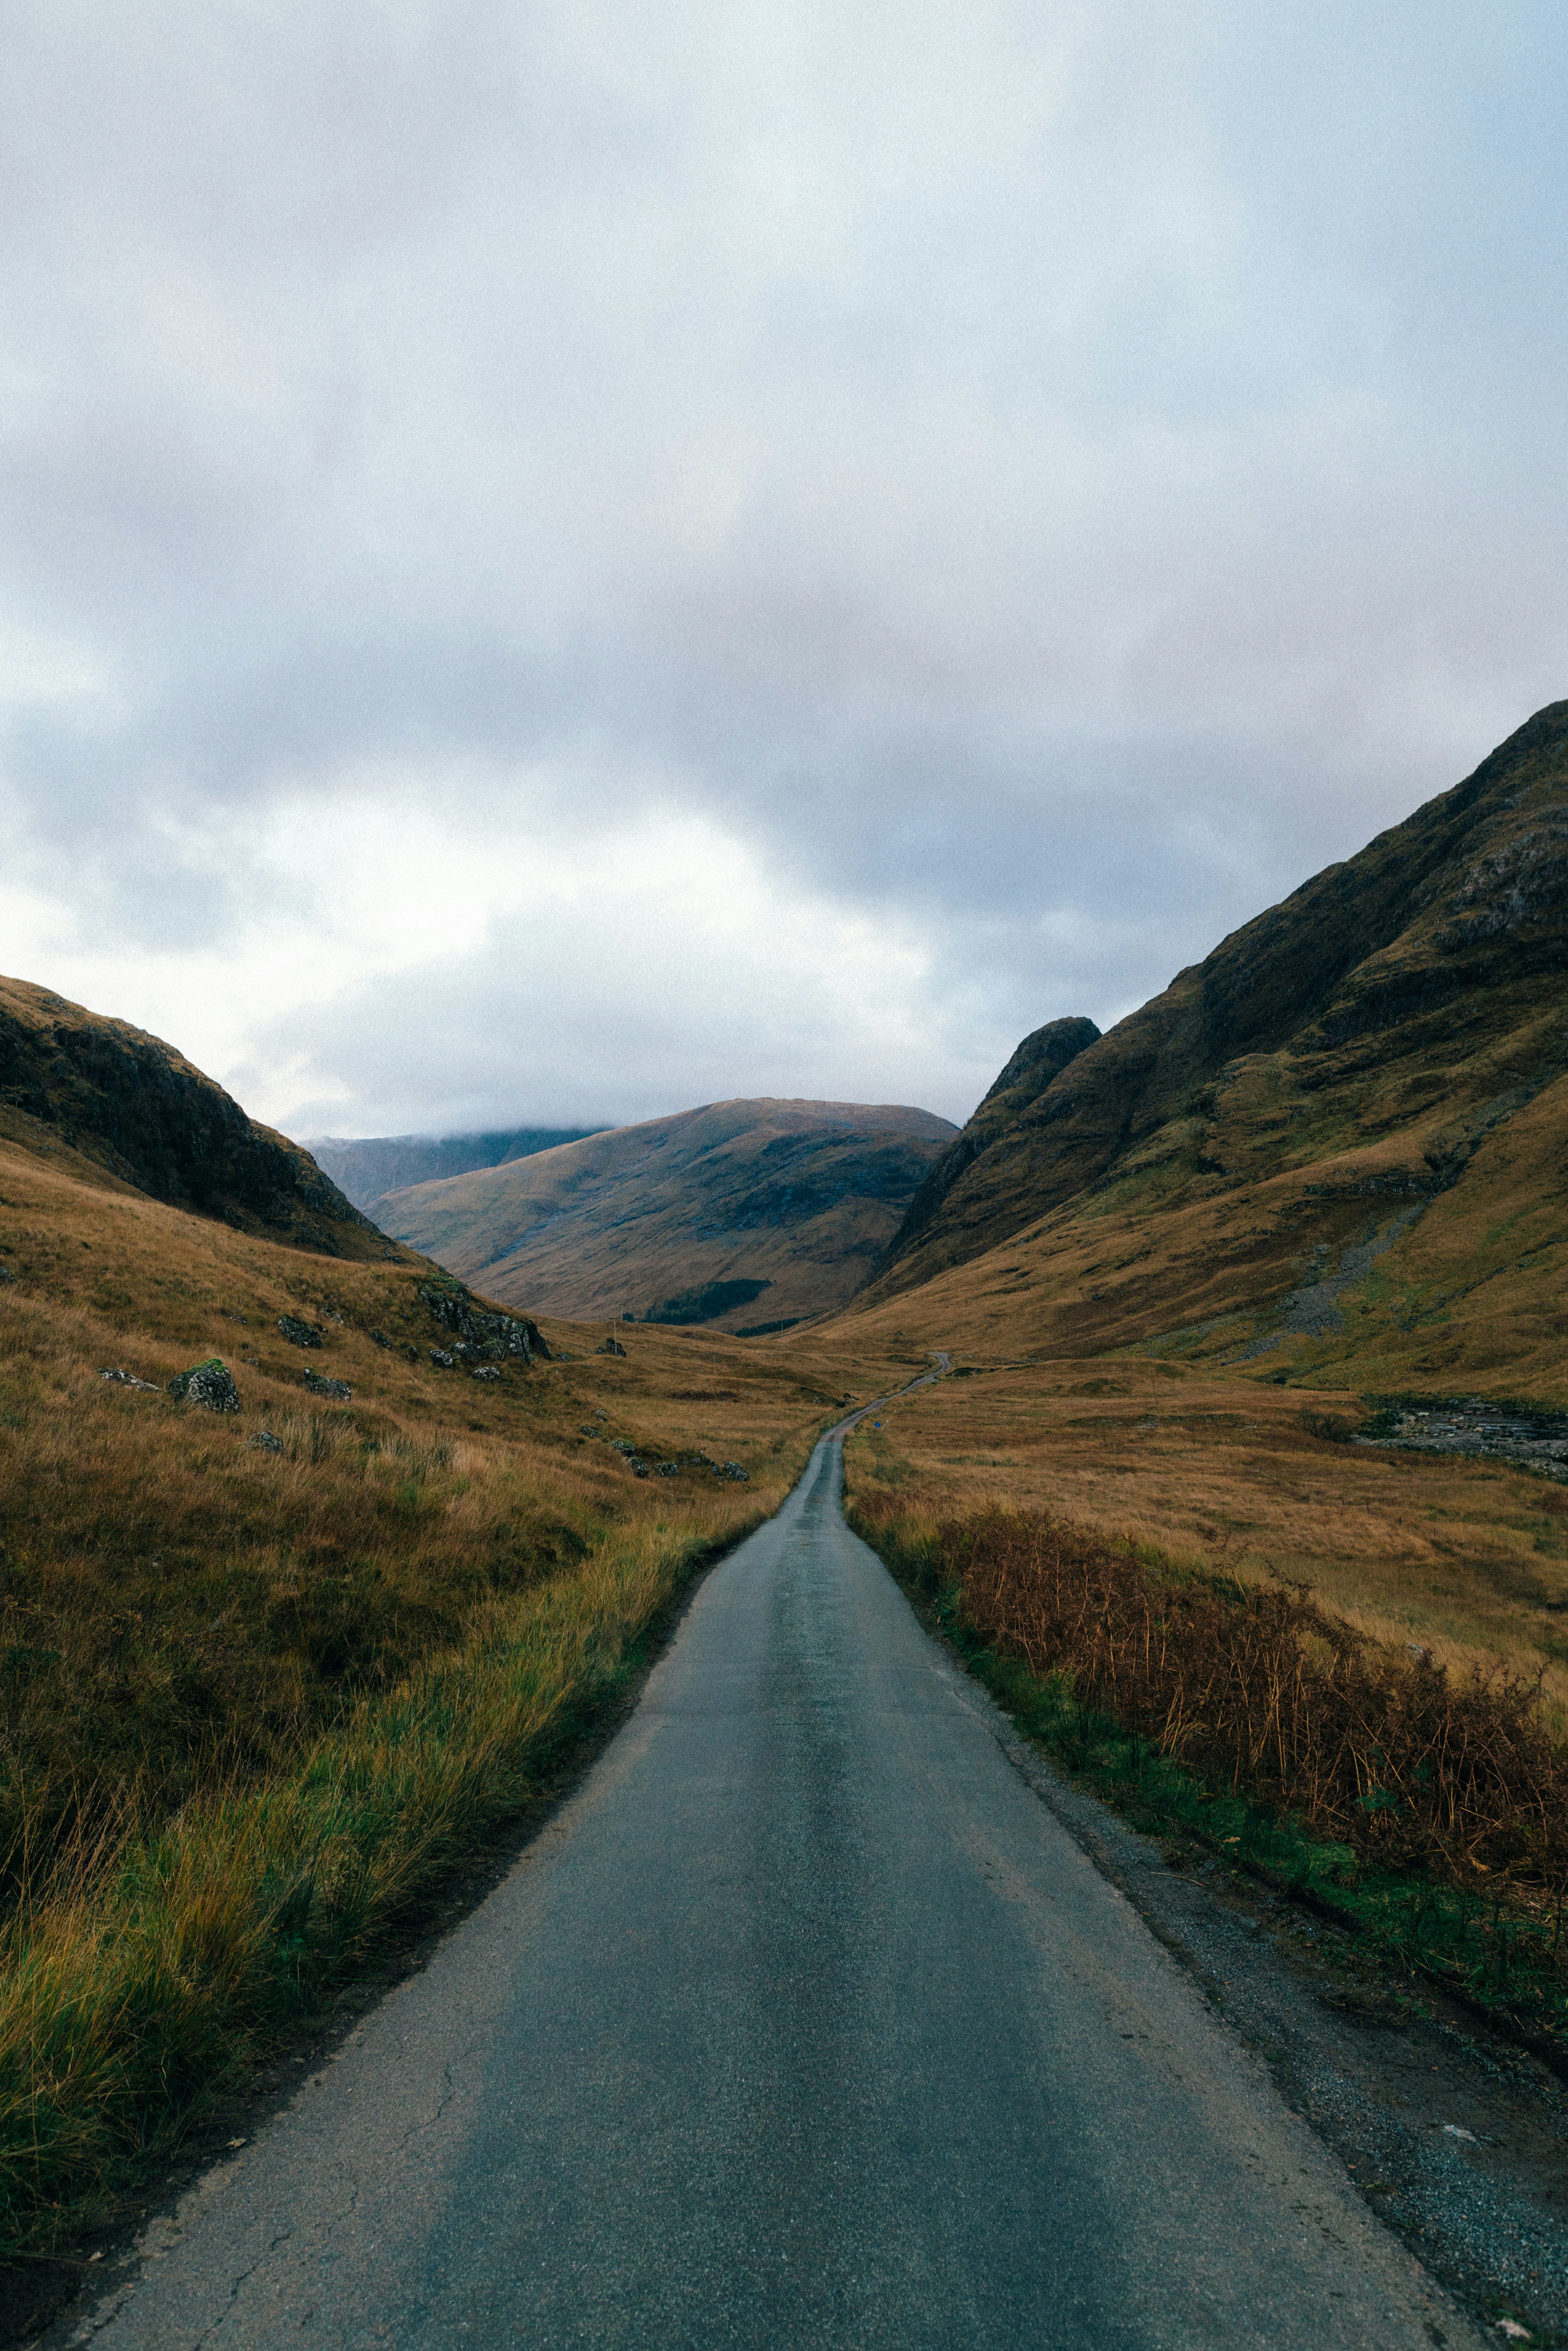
[{"xmin": 3, "ymin": 3, "xmax": 1565, "ymax": 1139}]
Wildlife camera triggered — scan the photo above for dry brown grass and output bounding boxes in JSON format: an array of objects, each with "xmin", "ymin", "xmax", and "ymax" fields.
[
  {"xmin": 0, "ymin": 1126, "xmax": 914, "ymax": 2248},
  {"xmin": 843, "ymin": 1359, "xmax": 1568, "ymax": 1712},
  {"xmin": 892, "ymin": 1502, "xmax": 1568, "ymax": 1889}
]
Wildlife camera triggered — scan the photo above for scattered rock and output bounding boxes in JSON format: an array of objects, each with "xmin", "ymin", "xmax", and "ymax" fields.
[
  {"xmin": 0, "ymin": 1264, "xmax": 13, "ymax": 1283},
  {"xmin": 168, "ymin": 1358, "xmax": 240, "ymax": 1412},
  {"xmin": 369, "ymin": 1328, "xmax": 391, "ymax": 1349},
  {"xmin": 597, "ymin": 1337, "xmax": 626, "ymax": 1357},
  {"xmin": 655, "ymin": 1461, "xmax": 680, "ymax": 1477},
  {"xmin": 249, "ymin": 1429, "xmax": 284, "ymax": 1453},
  {"xmin": 418, "ymin": 1282, "xmax": 550, "ymax": 1364},
  {"xmin": 429, "ymin": 1348, "xmax": 456, "ymax": 1369},
  {"xmin": 472, "ymin": 1365, "xmax": 501, "ymax": 1382},
  {"xmin": 717, "ymin": 1461, "xmax": 749, "ymax": 1481},
  {"xmin": 100, "ymin": 1366, "xmax": 159, "ymax": 1393},
  {"xmin": 276, "ymin": 1315, "xmax": 323, "ymax": 1349},
  {"xmin": 303, "ymin": 1369, "xmax": 352, "ymax": 1401}
]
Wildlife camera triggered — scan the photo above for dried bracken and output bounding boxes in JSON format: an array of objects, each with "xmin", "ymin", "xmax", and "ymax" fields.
[{"xmin": 936, "ymin": 1506, "xmax": 1568, "ymax": 1890}]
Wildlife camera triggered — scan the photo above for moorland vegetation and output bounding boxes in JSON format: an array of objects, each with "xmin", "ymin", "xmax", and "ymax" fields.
[{"xmin": 0, "ymin": 1017, "xmax": 899, "ymax": 2267}]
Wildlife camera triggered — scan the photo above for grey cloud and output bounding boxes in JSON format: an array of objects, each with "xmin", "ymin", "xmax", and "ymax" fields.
[{"xmin": 2, "ymin": 1, "xmax": 1567, "ymax": 1132}]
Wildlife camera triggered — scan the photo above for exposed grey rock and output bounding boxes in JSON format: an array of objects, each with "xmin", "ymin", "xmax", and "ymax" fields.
[
  {"xmin": 655, "ymin": 1461, "xmax": 679, "ymax": 1477},
  {"xmin": 100, "ymin": 1366, "xmax": 159, "ymax": 1392},
  {"xmin": 276, "ymin": 1315, "xmax": 323, "ymax": 1348},
  {"xmin": 472, "ymin": 1365, "xmax": 501, "ymax": 1381},
  {"xmin": 718, "ymin": 1461, "xmax": 749, "ymax": 1481},
  {"xmin": 429, "ymin": 1348, "xmax": 456, "ymax": 1369},
  {"xmin": 249, "ymin": 1429, "xmax": 283, "ymax": 1452},
  {"xmin": 303, "ymin": 1369, "xmax": 352, "ymax": 1401},
  {"xmin": 597, "ymin": 1337, "xmax": 626, "ymax": 1357},
  {"xmin": 418, "ymin": 1280, "xmax": 550, "ymax": 1364},
  {"xmin": 168, "ymin": 1358, "xmax": 240, "ymax": 1412}
]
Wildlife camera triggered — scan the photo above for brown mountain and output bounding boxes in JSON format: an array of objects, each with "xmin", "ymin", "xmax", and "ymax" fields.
[
  {"xmin": 0, "ymin": 974, "xmax": 386, "ymax": 1259},
  {"xmin": 377, "ymin": 1098, "xmax": 958, "ymax": 1332},
  {"xmin": 307, "ymin": 1125, "xmax": 608, "ymax": 1216},
  {"xmin": 842, "ymin": 702, "xmax": 1568, "ymax": 1397}
]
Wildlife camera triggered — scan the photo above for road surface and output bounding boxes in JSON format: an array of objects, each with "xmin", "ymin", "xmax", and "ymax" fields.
[{"xmin": 79, "ymin": 1429, "xmax": 1476, "ymax": 2348}]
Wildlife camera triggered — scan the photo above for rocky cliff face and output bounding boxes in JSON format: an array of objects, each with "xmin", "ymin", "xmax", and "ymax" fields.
[
  {"xmin": 0, "ymin": 976, "xmax": 387, "ymax": 1259},
  {"xmin": 854, "ymin": 701, "xmax": 1568, "ymax": 1372}
]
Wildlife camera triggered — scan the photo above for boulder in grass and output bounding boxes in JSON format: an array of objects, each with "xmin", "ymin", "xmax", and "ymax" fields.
[
  {"xmin": 276, "ymin": 1315, "xmax": 323, "ymax": 1348},
  {"xmin": 100, "ymin": 1366, "xmax": 159, "ymax": 1393},
  {"xmin": 249, "ymin": 1429, "xmax": 284, "ymax": 1453},
  {"xmin": 303, "ymin": 1369, "xmax": 352, "ymax": 1401},
  {"xmin": 718, "ymin": 1461, "xmax": 749, "ymax": 1481},
  {"xmin": 597, "ymin": 1337, "xmax": 626, "ymax": 1357},
  {"xmin": 472, "ymin": 1365, "xmax": 502, "ymax": 1382},
  {"xmin": 429, "ymin": 1348, "xmax": 456, "ymax": 1369},
  {"xmin": 169, "ymin": 1358, "xmax": 240, "ymax": 1412}
]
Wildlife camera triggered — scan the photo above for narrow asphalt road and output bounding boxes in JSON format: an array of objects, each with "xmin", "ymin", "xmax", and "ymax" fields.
[{"xmin": 78, "ymin": 1428, "xmax": 1478, "ymax": 2349}]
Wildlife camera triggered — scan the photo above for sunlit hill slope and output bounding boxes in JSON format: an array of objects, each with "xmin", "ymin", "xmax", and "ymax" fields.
[
  {"xmin": 840, "ymin": 701, "xmax": 1568, "ymax": 1399},
  {"xmin": 377, "ymin": 1098, "xmax": 957, "ymax": 1333}
]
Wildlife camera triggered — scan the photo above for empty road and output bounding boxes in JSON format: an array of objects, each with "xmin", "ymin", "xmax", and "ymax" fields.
[{"xmin": 80, "ymin": 1431, "xmax": 1476, "ymax": 2348}]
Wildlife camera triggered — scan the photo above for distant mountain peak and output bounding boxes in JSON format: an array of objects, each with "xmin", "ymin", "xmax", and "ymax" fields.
[{"xmin": 376, "ymin": 1096, "xmax": 957, "ymax": 1331}]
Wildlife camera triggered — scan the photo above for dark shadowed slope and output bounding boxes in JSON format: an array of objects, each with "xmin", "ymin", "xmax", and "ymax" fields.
[
  {"xmin": 847, "ymin": 703, "xmax": 1568, "ymax": 1383},
  {"xmin": 0, "ymin": 975, "xmax": 386, "ymax": 1259},
  {"xmin": 379, "ymin": 1098, "xmax": 957, "ymax": 1331},
  {"xmin": 881, "ymin": 1016, "xmax": 1101, "ymax": 1264},
  {"xmin": 307, "ymin": 1125, "xmax": 608, "ymax": 1217}
]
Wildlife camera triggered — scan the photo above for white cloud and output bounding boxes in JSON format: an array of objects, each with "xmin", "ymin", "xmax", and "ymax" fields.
[{"xmin": 1, "ymin": 1, "xmax": 1566, "ymax": 1136}]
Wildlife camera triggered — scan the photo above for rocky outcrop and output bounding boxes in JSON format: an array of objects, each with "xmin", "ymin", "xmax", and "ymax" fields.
[
  {"xmin": 878, "ymin": 1017, "xmax": 1100, "ymax": 1271},
  {"xmin": 418, "ymin": 1279, "xmax": 550, "ymax": 1363},
  {"xmin": 168, "ymin": 1359, "xmax": 240, "ymax": 1412}
]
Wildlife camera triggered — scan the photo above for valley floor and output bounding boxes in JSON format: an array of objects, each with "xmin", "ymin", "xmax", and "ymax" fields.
[{"xmin": 840, "ymin": 1352, "xmax": 1568, "ymax": 1712}]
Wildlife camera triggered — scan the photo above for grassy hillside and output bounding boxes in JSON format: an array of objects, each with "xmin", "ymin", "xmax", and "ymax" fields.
[
  {"xmin": 842, "ymin": 703, "xmax": 1568, "ymax": 1397},
  {"xmin": 0, "ymin": 1060, "xmax": 904, "ymax": 2266},
  {"xmin": 0, "ymin": 976, "xmax": 381, "ymax": 1258},
  {"xmin": 378, "ymin": 1097, "xmax": 957, "ymax": 1332},
  {"xmin": 307, "ymin": 1124, "xmax": 607, "ymax": 1215}
]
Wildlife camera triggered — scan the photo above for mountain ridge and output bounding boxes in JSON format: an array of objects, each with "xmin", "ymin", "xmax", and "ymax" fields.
[
  {"xmin": 379, "ymin": 1097, "xmax": 957, "ymax": 1331},
  {"xmin": 838, "ymin": 701, "xmax": 1568, "ymax": 1397},
  {"xmin": 307, "ymin": 1125, "xmax": 609, "ymax": 1217},
  {"xmin": 0, "ymin": 975, "xmax": 388, "ymax": 1260}
]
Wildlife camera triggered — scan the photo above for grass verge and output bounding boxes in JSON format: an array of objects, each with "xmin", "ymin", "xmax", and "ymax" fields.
[
  {"xmin": 846, "ymin": 1492, "xmax": 1568, "ymax": 2056},
  {"xmin": 0, "ymin": 1504, "xmax": 767, "ymax": 2258}
]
